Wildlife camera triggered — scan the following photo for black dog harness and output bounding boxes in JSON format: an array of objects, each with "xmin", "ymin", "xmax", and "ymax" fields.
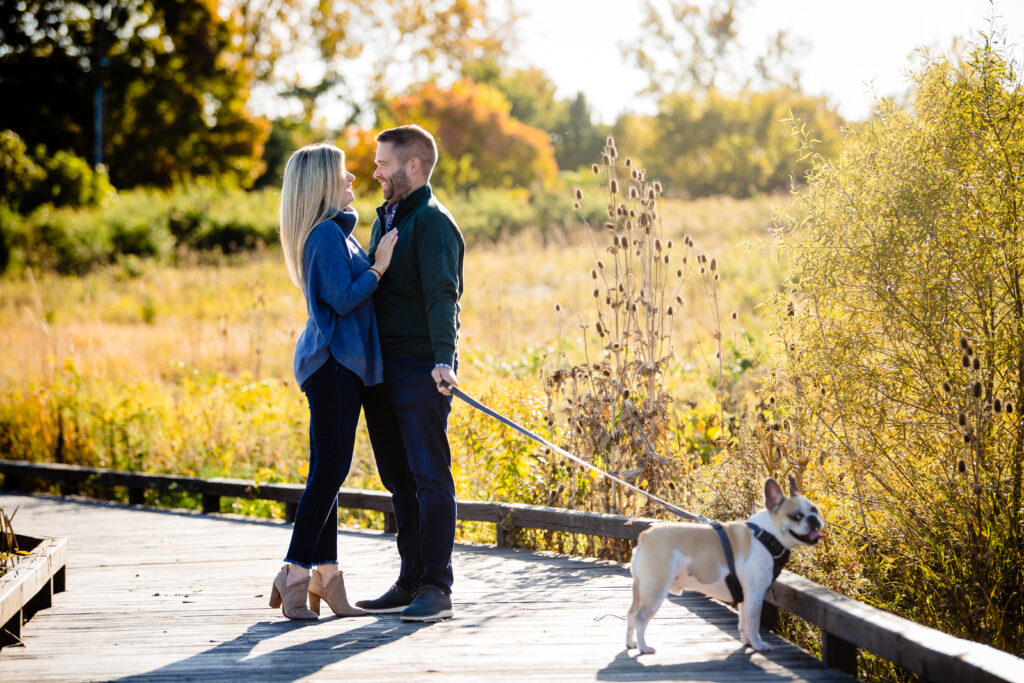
[{"xmin": 710, "ymin": 521, "xmax": 790, "ymax": 604}]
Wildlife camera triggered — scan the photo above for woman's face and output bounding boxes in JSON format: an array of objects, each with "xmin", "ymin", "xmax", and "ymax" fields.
[{"xmin": 339, "ymin": 167, "xmax": 356, "ymax": 208}]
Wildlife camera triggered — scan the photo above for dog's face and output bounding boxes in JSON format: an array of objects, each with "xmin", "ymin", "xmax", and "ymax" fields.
[{"xmin": 764, "ymin": 476, "xmax": 824, "ymax": 548}]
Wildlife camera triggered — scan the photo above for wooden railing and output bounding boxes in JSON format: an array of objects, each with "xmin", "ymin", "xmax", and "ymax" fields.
[{"xmin": 2, "ymin": 459, "xmax": 1023, "ymax": 683}]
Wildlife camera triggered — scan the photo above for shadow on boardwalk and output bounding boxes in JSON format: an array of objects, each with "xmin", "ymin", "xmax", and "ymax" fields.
[{"xmin": 112, "ymin": 617, "xmax": 430, "ymax": 682}]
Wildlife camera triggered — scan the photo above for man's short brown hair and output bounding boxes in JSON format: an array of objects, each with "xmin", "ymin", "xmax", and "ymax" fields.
[{"xmin": 375, "ymin": 125, "xmax": 438, "ymax": 180}]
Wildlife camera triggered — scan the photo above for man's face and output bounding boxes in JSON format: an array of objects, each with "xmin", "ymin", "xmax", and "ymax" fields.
[{"xmin": 373, "ymin": 141, "xmax": 413, "ymax": 203}]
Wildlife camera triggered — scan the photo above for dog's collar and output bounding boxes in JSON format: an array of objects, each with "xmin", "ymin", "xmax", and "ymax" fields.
[{"xmin": 746, "ymin": 522, "xmax": 791, "ymax": 581}]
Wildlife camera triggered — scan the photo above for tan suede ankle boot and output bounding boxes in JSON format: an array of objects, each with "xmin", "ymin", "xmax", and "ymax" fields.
[
  {"xmin": 269, "ymin": 566, "xmax": 318, "ymax": 620},
  {"xmin": 309, "ymin": 570, "xmax": 364, "ymax": 617}
]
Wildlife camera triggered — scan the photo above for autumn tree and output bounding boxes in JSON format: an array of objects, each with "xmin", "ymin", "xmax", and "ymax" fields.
[
  {"xmin": 0, "ymin": 0, "xmax": 269, "ymax": 187},
  {"xmin": 614, "ymin": 88, "xmax": 843, "ymax": 197},
  {"xmin": 624, "ymin": 0, "xmax": 806, "ymax": 96},
  {"xmin": 345, "ymin": 79, "xmax": 558, "ymax": 194}
]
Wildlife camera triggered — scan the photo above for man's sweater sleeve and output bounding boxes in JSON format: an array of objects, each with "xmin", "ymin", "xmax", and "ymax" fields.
[{"xmin": 417, "ymin": 217, "xmax": 461, "ymax": 366}]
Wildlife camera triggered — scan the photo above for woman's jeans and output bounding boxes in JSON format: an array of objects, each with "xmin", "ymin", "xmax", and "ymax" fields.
[
  {"xmin": 284, "ymin": 356, "xmax": 362, "ymax": 568},
  {"xmin": 362, "ymin": 356, "xmax": 456, "ymax": 593}
]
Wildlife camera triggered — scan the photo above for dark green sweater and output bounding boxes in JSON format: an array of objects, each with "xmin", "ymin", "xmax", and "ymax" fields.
[{"xmin": 368, "ymin": 185, "xmax": 464, "ymax": 365}]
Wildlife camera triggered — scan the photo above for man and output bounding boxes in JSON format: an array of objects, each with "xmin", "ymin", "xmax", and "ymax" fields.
[{"xmin": 356, "ymin": 124, "xmax": 464, "ymax": 622}]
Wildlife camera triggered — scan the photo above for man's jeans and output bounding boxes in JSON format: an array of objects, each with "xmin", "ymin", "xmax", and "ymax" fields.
[
  {"xmin": 362, "ymin": 356, "xmax": 456, "ymax": 593},
  {"xmin": 284, "ymin": 356, "xmax": 361, "ymax": 567}
]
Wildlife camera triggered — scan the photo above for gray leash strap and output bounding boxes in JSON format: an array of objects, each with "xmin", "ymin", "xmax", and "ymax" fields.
[{"xmin": 441, "ymin": 380, "xmax": 703, "ymax": 522}]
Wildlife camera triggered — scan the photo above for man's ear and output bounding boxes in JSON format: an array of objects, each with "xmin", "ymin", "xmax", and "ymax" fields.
[
  {"xmin": 764, "ymin": 478, "xmax": 785, "ymax": 510},
  {"xmin": 407, "ymin": 156, "xmax": 421, "ymax": 177}
]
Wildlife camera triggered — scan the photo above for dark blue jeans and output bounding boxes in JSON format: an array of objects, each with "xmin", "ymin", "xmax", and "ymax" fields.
[
  {"xmin": 284, "ymin": 356, "xmax": 362, "ymax": 568},
  {"xmin": 362, "ymin": 356, "xmax": 456, "ymax": 593}
]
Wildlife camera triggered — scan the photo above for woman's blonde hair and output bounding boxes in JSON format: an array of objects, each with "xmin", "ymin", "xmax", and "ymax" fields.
[{"xmin": 279, "ymin": 143, "xmax": 346, "ymax": 288}]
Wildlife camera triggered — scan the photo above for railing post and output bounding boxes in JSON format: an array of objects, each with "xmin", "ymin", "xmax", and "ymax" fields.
[
  {"xmin": 760, "ymin": 601, "xmax": 779, "ymax": 632},
  {"xmin": 284, "ymin": 502, "xmax": 298, "ymax": 524},
  {"xmin": 202, "ymin": 494, "xmax": 220, "ymax": 514},
  {"xmin": 822, "ymin": 630, "xmax": 857, "ymax": 675},
  {"xmin": 383, "ymin": 512, "xmax": 397, "ymax": 534},
  {"xmin": 128, "ymin": 487, "xmax": 145, "ymax": 505}
]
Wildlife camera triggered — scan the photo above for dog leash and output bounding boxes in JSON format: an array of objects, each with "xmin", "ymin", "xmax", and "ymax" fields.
[{"xmin": 440, "ymin": 380, "xmax": 705, "ymax": 522}]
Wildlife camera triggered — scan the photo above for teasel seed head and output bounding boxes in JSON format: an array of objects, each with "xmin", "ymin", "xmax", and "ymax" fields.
[
  {"xmin": 676, "ymin": 269, "xmax": 682, "ymax": 277},
  {"xmin": 607, "ymin": 135, "xmax": 615, "ymax": 146},
  {"xmin": 602, "ymin": 154, "xmax": 610, "ymax": 165},
  {"xmin": 663, "ymin": 254, "xmax": 670, "ymax": 263},
  {"xmin": 994, "ymin": 398, "xmax": 1003, "ymax": 412},
  {"xmin": 1006, "ymin": 401, "xmax": 1014, "ymax": 414},
  {"xmin": 958, "ymin": 412, "xmax": 967, "ymax": 426},
  {"xmin": 604, "ymin": 222, "xmax": 614, "ymax": 231},
  {"xmin": 972, "ymin": 356, "xmax": 981, "ymax": 371},
  {"xmin": 731, "ymin": 311, "xmax": 738, "ymax": 320},
  {"xmin": 573, "ymin": 201, "xmax": 580, "ymax": 210},
  {"xmin": 592, "ymin": 163, "xmax": 600, "ymax": 174},
  {"xmin": 942, "ymin": 380, "xmax": 952, "ymax": 393},
  {"xmin": 958, "ymin": 459, "xmax": 966, "ymax": 473},
  {"xmin": 647, "ymin": 188, "xmax": 656, "ymax": 200},
  {"xmin": 676, "ymin": 296, "xmax": 683, "ymax": 304},
  {"xmin": 610, "ymin": 178, "xmax": 619, "ymax": 194},
  {"xmin": 597, "ymin": 260, "xmax": 605, "ymax": 269},
  {"xmin": 666, "ymin": 240, "xmax": 673, "ymax": 249},
  {"xmin": 554, "ymin": 303, "xmax": 561, "ymax": 312},
  {"xmin": 973, "ymin": 381, "xmax": 983, "ymax": 398},
  {"xmin": 609, "ymin": 145, "xmax": 617, "ymax": 159},
  {"xmin": 625, "ymin": 157, "xmax": 632, "ymax": 167},
  {"xmin": 629, "ymin": 209, "xmax": 636, "ymax": 218},
  {"xmin": 631, "ymin": 169, "xmax": 639, "ymax": 180},
  {"xmin": 655, "ymin": 238, "xmax": 663, "ymax": 251},
  {"xmin": 964, "ymin": 432, "xmax": 973, "ymax": 444},
  {"xmin": 607, "ymin": 204, "xmax": 615, "ymax": 217},
  {"xmin": 962, "ymin": 354, "xmax": 970, "ymax": 368},
  {"xmin": 629, "ymin": 186, "xmax": 639, "ymax": 198},
  {"xmin": 710, "ymin": 258, "xmax": 717, "ymax": 272},
  {"xmin": 959, "ymin": 336, "xmax": 969, "ymax": 351},
  {"xmin": 714, "ymin": 273, "xmax": 720, "ymax": 281},
  {"xmin": 591, "ymin": 269, "xmax": 598, "ymax": 279},
  {"xmin": 667, "ymin": 306, "xmax": 674, "ymax": 315},
  {"xmin": 700, "ymin": 266, "xmax": 706, "ymax": 274}
]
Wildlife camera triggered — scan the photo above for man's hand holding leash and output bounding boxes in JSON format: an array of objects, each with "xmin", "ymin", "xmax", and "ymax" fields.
[{"xmin": 432, "ymin": 365, "xmax": 457, "ymax": 395}]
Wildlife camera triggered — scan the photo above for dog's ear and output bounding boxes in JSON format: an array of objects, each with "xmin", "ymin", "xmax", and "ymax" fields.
[
  {"xmin": 788, "ymin": 474, "xmax": 801, "ymax": 497},
  {"xmin": 764, "ymin": 478, "xmax": 785, "ymax": 510}
]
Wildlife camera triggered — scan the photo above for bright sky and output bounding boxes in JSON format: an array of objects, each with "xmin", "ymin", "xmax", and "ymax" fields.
[{"xmin": 512, "ymin": 0, "xmax": 1024, "ymax": 123}]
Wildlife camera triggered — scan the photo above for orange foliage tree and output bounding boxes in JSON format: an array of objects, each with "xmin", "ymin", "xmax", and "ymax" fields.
[{"xmin": 342, "ymin": 79, "xmax": 559, "ymax": 195}]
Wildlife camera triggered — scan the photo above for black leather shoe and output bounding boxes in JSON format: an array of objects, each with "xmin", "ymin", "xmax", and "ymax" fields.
[
  {"xmin": 399, "ymin": 585, "xmax": 453, "ymax": 622},
  {"xmin": 354, "ymin": 582, "xmax": 416, "ymax": 613}
]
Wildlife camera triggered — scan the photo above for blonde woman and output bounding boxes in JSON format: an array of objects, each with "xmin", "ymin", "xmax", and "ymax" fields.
[{"xmin": 270, "ymin": 143, "xmax": 398, "ymax": 620}]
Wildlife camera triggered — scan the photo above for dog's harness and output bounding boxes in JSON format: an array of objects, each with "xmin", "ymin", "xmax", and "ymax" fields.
[{"xmin": 711, "ymin": 521, "xmax": 790, "ymax": 604}]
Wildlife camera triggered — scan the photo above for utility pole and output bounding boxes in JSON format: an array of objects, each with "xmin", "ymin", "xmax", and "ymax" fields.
[{"xmin": 93, "ymin": 10, "xmax": 109, "ymax": 169}]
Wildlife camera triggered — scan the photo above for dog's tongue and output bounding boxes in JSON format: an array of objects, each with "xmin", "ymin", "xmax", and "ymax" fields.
[{"xmin": 808, "ymin": 530, "xmax": 823, "ymax": 542}]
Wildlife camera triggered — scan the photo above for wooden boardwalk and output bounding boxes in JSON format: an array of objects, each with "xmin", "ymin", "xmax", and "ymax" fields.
[{"xmin": 0, "ymin": 493, "xmax": 853, "ymax": 682}]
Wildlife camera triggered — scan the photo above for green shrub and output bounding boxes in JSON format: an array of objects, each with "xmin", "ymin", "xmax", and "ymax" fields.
[
  {"xmin": 0, "ymin": 130, "xmax": 114, "ymax": 214},
  {"xmin": 766, "ymin": 33, "xmax": 1024, "ymax": 661}
]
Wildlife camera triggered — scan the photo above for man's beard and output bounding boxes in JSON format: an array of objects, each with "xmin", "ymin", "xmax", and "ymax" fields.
[{"xmin": 382, "ymin": 167, "xmax": 412, "ymax": 202}]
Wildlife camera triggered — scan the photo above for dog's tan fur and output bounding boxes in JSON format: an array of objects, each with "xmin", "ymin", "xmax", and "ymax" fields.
[{"xmin": 626, "ymin": 477, "xmax": 823, "ymax": 654}]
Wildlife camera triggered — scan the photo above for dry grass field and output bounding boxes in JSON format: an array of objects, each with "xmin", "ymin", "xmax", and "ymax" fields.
[{"xmin": 0, "ymin": 193, "xmax": 788, "ymax": 523}]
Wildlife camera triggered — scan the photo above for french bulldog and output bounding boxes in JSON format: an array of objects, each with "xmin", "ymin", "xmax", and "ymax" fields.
[{"xmin": 626, "ymin": 476, "xmax": 823, "ymax": 654}]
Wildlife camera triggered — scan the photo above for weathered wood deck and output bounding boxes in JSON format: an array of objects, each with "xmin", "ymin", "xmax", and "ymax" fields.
[{"xmin": 0, "ymin": 492, "xmax": 853, "ymax": 682}]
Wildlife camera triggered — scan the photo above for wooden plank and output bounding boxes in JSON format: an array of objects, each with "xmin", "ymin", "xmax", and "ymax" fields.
[
  {"xmin": 0, "ymin": 492, "xmax": 852, "ymax": 682},
  {"xmin": 0, "ymin": 535, "xmax": 67, "ymax": 628}
]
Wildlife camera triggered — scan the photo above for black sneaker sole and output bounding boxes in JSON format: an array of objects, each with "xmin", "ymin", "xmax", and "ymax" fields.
[{"xmin": 400, "ymin": 609, "xmax": 453, "ymax": 622}]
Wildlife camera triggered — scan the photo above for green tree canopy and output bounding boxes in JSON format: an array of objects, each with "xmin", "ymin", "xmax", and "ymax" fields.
[{"xmin": 1, "ymin": 0, "xmax": 268, "ymax": 187}]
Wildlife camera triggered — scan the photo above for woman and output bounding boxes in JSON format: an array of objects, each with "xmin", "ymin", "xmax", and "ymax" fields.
[{"xmin": 270, "ymin": 143, "xmax": 398, "ymax": 620}]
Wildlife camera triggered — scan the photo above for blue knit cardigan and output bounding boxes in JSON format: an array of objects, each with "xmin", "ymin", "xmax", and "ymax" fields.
[{"xmin": 293, "ymin": 208, "xmax": 383, "ymax": 388}]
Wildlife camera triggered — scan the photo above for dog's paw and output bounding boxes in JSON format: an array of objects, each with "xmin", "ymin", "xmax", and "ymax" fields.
[
  {"xmin": 639, "ymin": 645, "xmax": 656, "ymax": 655},
  {"xmin": 626, "ymin": 639, "xmax": 637, "ymax": 650},
  {"xmin": 748, "ymin": 639, "xmax": 772, "ymax": 653}
]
